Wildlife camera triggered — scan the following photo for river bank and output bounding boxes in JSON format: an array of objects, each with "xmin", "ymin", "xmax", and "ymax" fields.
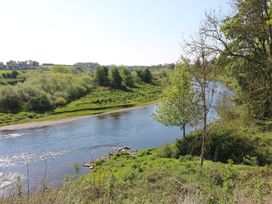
[{"xmin": 0, "ymin": 103, "xmax": 154, "ymax": 131}]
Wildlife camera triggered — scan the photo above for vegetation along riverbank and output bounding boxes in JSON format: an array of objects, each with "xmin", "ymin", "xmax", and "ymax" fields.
[{"xmin": 0, "ymin": 64, "xmax": 170, "ymax": 127}]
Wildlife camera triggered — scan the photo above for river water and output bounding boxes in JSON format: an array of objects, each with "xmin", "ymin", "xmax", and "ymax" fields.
[{"xmin": 0, "ymin": 81, "xmax": 232, "ymax": 195}]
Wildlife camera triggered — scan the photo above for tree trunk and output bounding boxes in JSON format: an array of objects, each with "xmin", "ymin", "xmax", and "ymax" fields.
[
  {"xmin": 182, "ymin": 124, "xmax": 186, "ymax": 138},
  {"xmin": 200, "ymin": 70, "xmax": 207, "ymax": 168},
  {"xmin": 200, "ymin": 114, "xmax": 207, "ymax": 167}
]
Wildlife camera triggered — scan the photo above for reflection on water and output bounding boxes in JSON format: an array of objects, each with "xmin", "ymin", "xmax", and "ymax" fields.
[{"xmin": 0, "ymin": 81, "xmax": 233, "ymax": 195}]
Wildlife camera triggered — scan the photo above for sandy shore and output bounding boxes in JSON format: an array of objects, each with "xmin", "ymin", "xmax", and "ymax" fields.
[{"xmin": 0, "ymin": 104, "xmax": 153, "ymax": 132}]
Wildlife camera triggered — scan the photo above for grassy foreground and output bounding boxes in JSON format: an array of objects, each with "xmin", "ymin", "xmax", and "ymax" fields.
[
  {"xmin": 0, "ymin": 83, "xmax": 162, "ymax": 127},
  {"xmin": 2, "ymin": 147, "xmax": 271, "ymax": 204}
]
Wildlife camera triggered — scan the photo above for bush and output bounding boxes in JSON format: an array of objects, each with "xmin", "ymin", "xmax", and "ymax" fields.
[
  {"xmin": 26, "ymin": 89, "xmax": 53, "ymax": 112},
  {"xmin": 141, "ymin": 69, "xmax": 152, "ymax": 83},
  {"xmin": 136, "ymin": 69, "xmax": 153, "ymax": 83},
  {"xmin": 0, "ymin": 70, "xmax": 94, "ymax": 113},
  {"xmin": 0, "ymin": 86, "xmax": 21, "ymax": 112},
  {"xmin": 55, "ymin": 97, "xmax": 67, "ymax": 106},
  {"xmin": 175, "ymin": 127, "xmax": 268, "ymax": 165},
  {"xmin": 68, "ymin": 85, "xmax": 87, "ymax": 100},
  {"xmin": 157, "ymin": 144, "xmax": 178, "ymax": 158}
]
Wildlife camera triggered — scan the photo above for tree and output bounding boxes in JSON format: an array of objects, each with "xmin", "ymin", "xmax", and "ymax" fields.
[
  {"xmin": 0, "ymin": 86, "xmax": 22, "ymax": 112},
  {"xmin": 22, "ymin": 87, "xmax": 53, "ymax": 112},
  {"xmin": 95, "ymin": 66, "xmax": 109, "ymax": 86},
  {"xmin": 109, "ymin": 67, "xmax": 122, "ymax": 88},
  {"xmin": 184, "ymin": 33, "xmax": 217, "ymax": 168},
  {"xmin": 136, "ymin": 68, "xmax": 152, "ymax": 83},
  {"xmin": 141, "ymin": 68, "xmax": 152, "ymax": 83},
  {"xmin": 153, "ymin": 60, "xmax": 200, "ymax": 138},
  {"xmin": 200, "ymin": 1, "xmax": 272, "ymax": 119},
  {"xmin": 119, "ymin": 66, "xmax": 134, "ymax": 87}
]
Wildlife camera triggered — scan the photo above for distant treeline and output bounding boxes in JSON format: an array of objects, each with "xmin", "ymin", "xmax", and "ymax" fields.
[
  {"xmin": 0, "ymin": 60, "xmax": 175, "ymax": 71},
  {"xmin": 74, "ymin": 62, "xmax": 175, "ymax": 72},
  {"xmin": 0, "ymin": 60, "xmax": 39, "ymax": 70}
]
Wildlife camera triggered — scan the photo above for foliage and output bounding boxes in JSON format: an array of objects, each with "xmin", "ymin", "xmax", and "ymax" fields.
[
  {"xmin": 109, "ymin": 67, "xmax": 122, "ymax": 88},
  {"xmin": 0, "ymin": 70, "xmax": 25, "ymax": 85},
  {"xmin": 119, "ymin": 66, "xmax": 134, "ymax": 87},
  {"xmin": 175, "ymin": 120, "xmax": 272, "ymax": 165},
  {"xmin": 20, "ymin": 86, "xmax": 53, "ymax": 112},
  {"xmin": 95, "ymin": 66, "xmax": 109, "ymax": 86},
  {"xmin": 0, "ymin": 86, "xmax": 21, "ymax": 112},
  {"xmin": 136, "ymin": 68, "xmax": 153, "ymax": 83},
  {"xmin": 0, "ymin": 60, "xmax": 39, "ymax": 70},
  {"xmin": 0, "ymin": 70, "xmax": 94, "ymax": 113},
  {"xmin": 153, "ymin": 62, "xmax": 200, "ymax": 137},
  {"xmin": 202, "ymin": 0, "xmax": 272, "ymax": 120},
  {"xmin": 0, "ymin": 82, "xmax": 163, "ymax": 126}
]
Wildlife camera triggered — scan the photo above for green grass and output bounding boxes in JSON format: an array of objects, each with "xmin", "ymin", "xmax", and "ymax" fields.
[
  {"xmin": 2, "ymin": 148, "xmax": 271, "ymax": 203},
  {"xmin": 75, "ymin": 149, "xmax": 272, "ymax": 203},
  {"xmin": 0, "ymin": 83, "xmax": 163, "ymax": 126}
]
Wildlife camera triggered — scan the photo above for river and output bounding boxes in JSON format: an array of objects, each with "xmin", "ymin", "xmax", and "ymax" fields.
[{"xmin": 0, "ymin": 81, "xmax": 232, "ymax": 195}]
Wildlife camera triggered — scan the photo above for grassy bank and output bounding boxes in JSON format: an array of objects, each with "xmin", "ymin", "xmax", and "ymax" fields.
[
  {"xmin": 2, "ymin": 147, "xmax": 271, "ymax": 204},
  {"xmin": 0, "ymin": 82, "xmax": 163, "ymax": 127}
]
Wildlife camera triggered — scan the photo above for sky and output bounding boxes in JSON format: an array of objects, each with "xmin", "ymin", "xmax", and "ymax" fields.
[{"xmin": 0, "ymin": 0, "xmax": 230, "ymax": 66}]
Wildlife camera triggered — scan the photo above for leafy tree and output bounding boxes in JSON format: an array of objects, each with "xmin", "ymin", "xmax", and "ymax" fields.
[
  {"xmin": 183, "ymin": 33, "xmax": 217, "ymax": 168},
  {"xmin": 153, "ymin": 61, "xmax": 200, "ymax": 138},
  {"xmin": 109, "ymin": 68, "xmax": 122, "ymax": 88},
  {"xmin": 200, "ymin": 1, "xmax": 272, "ymax": 119},
  {"xmin": 141, "ymin": 68, "xmax": 152, "ymax": 83},
  {"xmin": 95, "ymin": 66, "xmax": 109, "ymax": 86},
  {"xmin": 0, "ymin": 86, "xmax": 21, "ymax": 112},
  {"xmin": 119, "ymin": 66, "xmax": 134, "ymax": 87},
  {"xmin": 136, "ymin": 68, "xmax": 152, "ymax": 83}
]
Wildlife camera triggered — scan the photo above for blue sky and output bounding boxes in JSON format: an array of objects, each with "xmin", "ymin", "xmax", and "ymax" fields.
[{"xmin": 0, "ymin": 0, "xmax": 230, "ymax": 65}]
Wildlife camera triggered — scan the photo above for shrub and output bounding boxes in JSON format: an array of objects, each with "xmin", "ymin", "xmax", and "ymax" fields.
[
  {"xmin": 135, "ymin": 69, "xmax": 153, "ymax": 83},
  {"xmin": 20, "ymin": 86, "xmax": 53, "ymax": 112},
  {"xmin": 26, "ymin": 89, "xmax": 53, "ymax": 112},
  {"xmin": 157, "ymin": 144, "xmax": 178, "ymax": 158},
  {"xmin": 0, "ymin": 70, "xmax": 94, "ymax": 113},
  {"xmin": 95, "ymin": 159, "xmax": 105, "ymax": 166},
  {"xmin": 55, "ymin": 97, "xmax": 67, "ymax": 106},
  {"xmin": 141, "ymin": 69, "xmax": 152, "ymax": 83},
  {"xmin": 175, "ymin": 127, "xmax": 268, "ymax": 165},
  {"xmin": 0, "ymin": 86, "xmax": 21, "ymax": 112}
]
